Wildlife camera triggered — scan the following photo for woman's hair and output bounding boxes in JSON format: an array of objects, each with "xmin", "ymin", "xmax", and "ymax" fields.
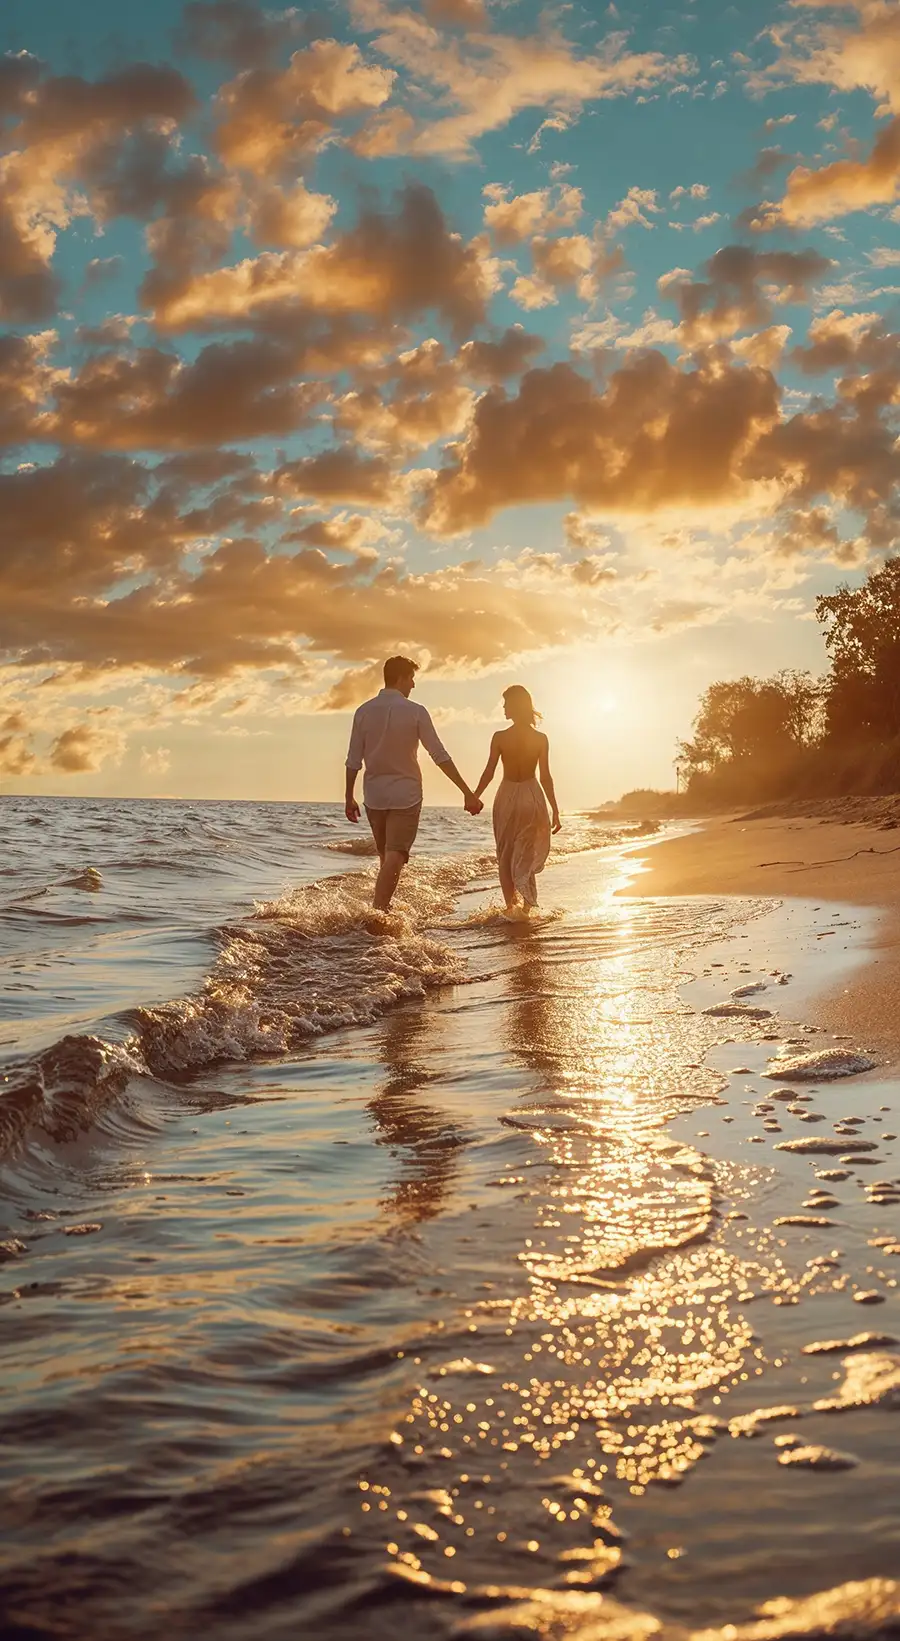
[{"xmin": 503, "ymin": 685, "xmax": 540, "ymax": 727}]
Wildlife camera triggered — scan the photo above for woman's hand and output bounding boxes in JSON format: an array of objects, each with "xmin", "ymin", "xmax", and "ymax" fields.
[{"xmin": 551, "ymin": 811, "xmax": 562, "ymax": 834}]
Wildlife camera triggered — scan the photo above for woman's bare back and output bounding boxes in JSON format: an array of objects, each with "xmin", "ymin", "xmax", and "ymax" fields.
[{"xmin": 497, "ymin": 725, "xmax": 547, "ymax": 783}]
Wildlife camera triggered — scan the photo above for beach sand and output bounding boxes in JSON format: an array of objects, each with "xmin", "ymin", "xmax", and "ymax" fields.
[{"xmin": 626, "ymin": 815, "xmax": 900, "ymax": 1059}]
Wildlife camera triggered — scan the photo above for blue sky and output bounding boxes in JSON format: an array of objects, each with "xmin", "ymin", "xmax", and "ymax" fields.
[{"xmin": 2, "ymin": 0, "xmax": 900, "ymax": 803}]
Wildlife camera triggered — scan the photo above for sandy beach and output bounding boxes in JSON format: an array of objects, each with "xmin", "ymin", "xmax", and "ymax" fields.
[{"xmin": 628, "ymin": 812, "xmax": 900, "ymax": 1060}]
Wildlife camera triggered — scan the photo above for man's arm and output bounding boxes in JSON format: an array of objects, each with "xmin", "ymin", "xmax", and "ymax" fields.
[
  {"xmin": 345, "ymin": 709, "xmax": 364, "ymax": 822},
  {"xmin": 344, "ymin": 766, "xmax": 361, "ymax": 823},
  {"xmin": 418, "ymin": 708, "xmax": 483, "ymax": 815}
]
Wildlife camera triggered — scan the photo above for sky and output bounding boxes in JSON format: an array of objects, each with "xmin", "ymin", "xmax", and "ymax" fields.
[{"xmin": 2, "ymin": 0, "xmax": 900, "ymax": 806}]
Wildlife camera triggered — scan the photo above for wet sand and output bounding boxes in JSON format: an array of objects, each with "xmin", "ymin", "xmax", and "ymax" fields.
[{"xmin": 625, "ymin": 816, "xmax": 900, "ymax": 1059}]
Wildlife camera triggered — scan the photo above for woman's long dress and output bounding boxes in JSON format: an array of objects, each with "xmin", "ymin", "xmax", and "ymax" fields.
[{"xmin": 492, "ymin": 777, "xmax": 551, "ymax": 908}]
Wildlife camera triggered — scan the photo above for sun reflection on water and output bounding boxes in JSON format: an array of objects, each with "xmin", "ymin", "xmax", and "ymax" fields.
[{"xmin": 357, "ymin": 895, "xmax": 794, "ymax": 1598}]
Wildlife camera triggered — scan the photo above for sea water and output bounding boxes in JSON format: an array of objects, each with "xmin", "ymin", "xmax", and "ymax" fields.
[{"xmin": 0, "ymin": 797, "xmax": 898, "ymax": 1639}]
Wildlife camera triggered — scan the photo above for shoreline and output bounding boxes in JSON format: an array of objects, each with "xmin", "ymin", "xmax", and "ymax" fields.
[{"xmin": 624, "ymin": 815, "xmax": 900, "ymax": 1063}]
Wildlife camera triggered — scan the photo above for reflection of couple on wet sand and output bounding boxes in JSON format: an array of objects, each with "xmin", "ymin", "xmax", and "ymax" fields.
[{"xmin": 344, "ymin": 655, "xmax": 561, "ymax": 916}]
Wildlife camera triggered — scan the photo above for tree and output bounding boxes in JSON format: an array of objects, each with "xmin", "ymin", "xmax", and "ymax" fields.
[
  {"xmin": 676, "ymin": 670, "xmax": 823, "ymax": 796},
  {"xmin": 817, "ymin": 557, "xmax": 900, "ymax": 740},
  {"xmin": 771, "ymin": 668, "xmax": 824, "ymax": 748},
  {"xmin": 688, "ymin": 676, "xmax": 795, "ymax": 766}
]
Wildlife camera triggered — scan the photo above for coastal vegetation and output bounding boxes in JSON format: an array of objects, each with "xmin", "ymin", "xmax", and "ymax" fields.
[{"xmin": 671, "ymin": 557, "xmax": 900, "ymax": 807}]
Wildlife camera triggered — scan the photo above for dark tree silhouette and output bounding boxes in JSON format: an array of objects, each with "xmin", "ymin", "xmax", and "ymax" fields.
[{"xmin": 817, "ymin": 558, "xmax": 900, "ymax": 741}]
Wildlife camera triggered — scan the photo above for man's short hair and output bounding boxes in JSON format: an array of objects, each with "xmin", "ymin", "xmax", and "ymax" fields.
[{"xmin": 384, "ymin": 655, "xmax": 419, "ymax": 688}]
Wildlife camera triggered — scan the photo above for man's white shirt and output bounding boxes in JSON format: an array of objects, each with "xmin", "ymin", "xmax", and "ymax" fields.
[{"xmin": 346, "ymin": 689, "xmax": 449, "ymax": 810}]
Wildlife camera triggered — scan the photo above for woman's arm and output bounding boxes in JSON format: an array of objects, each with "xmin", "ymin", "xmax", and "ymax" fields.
[
  {"xmin": 474, "ymin": 732, "xmax": 502, "ymax": 798},
  {"xmin": 538, "ymin": 735, "xmax": 561, "ymax": 832}
]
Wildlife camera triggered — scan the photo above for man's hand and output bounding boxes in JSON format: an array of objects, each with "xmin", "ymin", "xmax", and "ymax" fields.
[
  {"xmin": 464, "ymin": 792, "xmax": 484, "ymax": 816},
  {"xmin": 345, "ymin": 799, "xmax": 361, "ymax": 824}
]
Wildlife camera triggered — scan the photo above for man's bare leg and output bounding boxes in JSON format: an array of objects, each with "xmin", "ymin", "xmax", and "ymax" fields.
[{"xmin": 373, "ymin": 849, "xmax": 406, "ymax": 911}]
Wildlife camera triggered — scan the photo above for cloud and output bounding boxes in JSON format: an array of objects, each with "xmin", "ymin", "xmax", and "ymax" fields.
[
  {"xmin": 50, "ymin": 722, "xmax": 123, "ymax": 773},
  {"xmin": 281, "ymin": 511, "xmax": 389, "ymax": 562},
  {"xmin": 510, "ymin": 233, "xmax": 596, "ymax": 309},
  {"xmin": 1, "ymin": 521, "xmax": 625, "ymax": 685},
  {"xmin": 44, "ymin": 335, "xmax": 325, "ymax": 450},
  {"xmin": 425, "ymin": 0, "xmax": 487, "ymax": 25},
  {"xmin": 741, "ymin": 505, "xmax": 865, "ymax": 566},
  {"xmin": 744, "ymin": 146, "xmax": 798, "ymax": 184},
  {"xmin": 605, "ymin": 186, "xmax": 661, "ymax": 232},
  {"xmin": 0, "ymin": 330, "xmax": 57, "ymax": 446},
  {"xmin": 748, "ymin": 390, "xmax": 900, "ymax": 550},
  {"xmin": 748, "ymin": 2, "xmax": 900, "ymax": 222},
  {"xmin": 82, "ymin": 255, "xmax": 124, "ymax": 288},
  {"xmin": 333, "ymin": 337, "xmax": 475, "ymax": 452},
  {"xmin": 0, "ymin": 451, "xmax": 224, "ymax": 623},
  {"xmin": 662, "ymin": 245, "xmax": 833, "ymax": 341},
  {"xmin": 349, "ymin": 0, "xmax": 696, "ymax": 160},
  {"xmin": 0, "ymin": 60, "xmax": 197, "ymax": 319},
  {"xmin": 421, "ymin": 354, "xmax": 781, "ymax": 534},
  {"xmin": 459, "ymin": 326, "xmax": 545, "ymax": 380},
  {"xmin": 139, "ymin": 744, "xmax": 172, "ymax": 775},
  {"xmin": 482, "ymin": 181, "xmax": 583, "ymax": 244},
  {"xmin": 213, "ymin": 39, "xmax": 394, "ymax": 176},
  {"xmin": 0, "ymin": 715, "xmax": 36, "ymax": 775},
  {"xmin": 178, "ymin": 2, "xmax": 314, "ymax": 67},
  {"xmin": 274, "ymin": 446, "xmax": 410, "ymax": 509},
  {"xmin": 149, "ymin": 183, "xmax": 496, "ymax": 335},
  {"xmin": 791, "ymin": 306, "xmax": 888, "ymax": 373},
  {"xmin": 758, "ymin": 0, "xmax": 900, "ymax": 113},
  {"xmin": 319, "ymin": 660, "xmax": 387, "ymax": 710},
  {"xmin": 771, "ymin": 114, "xmax": 900, "ymax": 223},
  {"xmin": 249, "ymin": 182, "xmax": 337, "ymax": 249}
]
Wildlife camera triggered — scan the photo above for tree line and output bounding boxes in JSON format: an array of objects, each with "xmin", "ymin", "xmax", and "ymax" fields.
[{"xmin": 675, "ymin": 556, "xmax": 900, "ymax": 806}]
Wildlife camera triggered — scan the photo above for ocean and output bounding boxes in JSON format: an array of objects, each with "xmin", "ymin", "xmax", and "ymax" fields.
[{"xmin": 1, "ymin": 797, "xmax": 898, "ymax": 1640}]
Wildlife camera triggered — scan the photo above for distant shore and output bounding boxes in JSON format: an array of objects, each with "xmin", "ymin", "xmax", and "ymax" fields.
[{"xmin": 626, "ymin": 810, "xmax": 900, "ymax": 1059}]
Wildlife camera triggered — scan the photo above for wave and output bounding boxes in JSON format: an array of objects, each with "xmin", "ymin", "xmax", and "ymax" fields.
[
  {"xmin": 0, "ymin": 1034, "xmax": 144, "ymax": 1159},
  {"xmin": 0, "ymin": 858, "xmax": 474, "ymax": 1166},
  {"xmin": 59, "ymin": 866, "xmax": 103, "ymax": 891},
  {"xmin": 0, "ymin": 818, "xmax": 651, "ymax": 1169}
]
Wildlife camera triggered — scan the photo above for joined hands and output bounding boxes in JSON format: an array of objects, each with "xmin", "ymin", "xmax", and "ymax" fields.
[{"xmin": 464, "ymin": 793, "xmax": 484, "ymax": 816}]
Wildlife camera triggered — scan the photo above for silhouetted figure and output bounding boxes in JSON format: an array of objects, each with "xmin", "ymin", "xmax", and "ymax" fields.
[
  {"xmin": 344, "ymin": 656, "xmax": 483, "ymax": 911},
  {"xmin": 474, "ymin": 685, "xmax": 561, "ymax": 918}
]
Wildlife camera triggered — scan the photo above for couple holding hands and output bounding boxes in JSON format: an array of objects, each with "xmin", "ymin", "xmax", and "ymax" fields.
[{"xmin": 345, "ymin": 655, "xmax": 560, "ymax": 916}]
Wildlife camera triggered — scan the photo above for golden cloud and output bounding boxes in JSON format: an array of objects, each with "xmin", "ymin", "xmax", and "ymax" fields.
[
  {"xmin": 775, "ymin": 115, "xmax": 900, "ymax": 224},
  {"xmin": 348, "ymin": 0, "xmax": 696, "ymax": 160},
  {"xmin": 214, "ymin": 40, "xmax": 394, "ymax": 175},
  {"xmin": 421, "ymin": 354, "xmax": 781, "ymax": 533},
  {"xmin": 149, "ymin": 183, "xmax": 496, "ymax": 335},
  {"xmin": 43, "ymin": 337, "xmax": 325, "ymax": 450},
  {"xmin": 482, "ymin": 181, "xmax": 583, "ymax": 244},
  {"xmin": 0, "ymin": 60, "xmax": 197, "ymax": 319},
  {"xmin": 663, "ymin": 245, "xmax": 833, "ymax": 341}
]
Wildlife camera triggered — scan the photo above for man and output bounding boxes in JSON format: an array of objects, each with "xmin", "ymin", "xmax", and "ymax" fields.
[{"xmin": 345, "ymin": 656, "xmax": 483, "ymax": 910}]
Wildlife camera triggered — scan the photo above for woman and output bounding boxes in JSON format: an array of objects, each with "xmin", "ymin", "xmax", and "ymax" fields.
[{"xmin": 474, "ymin": 686, "xmax": 561, "ymax": 917}]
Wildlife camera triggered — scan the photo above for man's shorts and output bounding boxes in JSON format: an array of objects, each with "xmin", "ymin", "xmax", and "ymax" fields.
[{"xmin": 365, "ymin": 802, "xmax": 422, "ymax": 862}]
